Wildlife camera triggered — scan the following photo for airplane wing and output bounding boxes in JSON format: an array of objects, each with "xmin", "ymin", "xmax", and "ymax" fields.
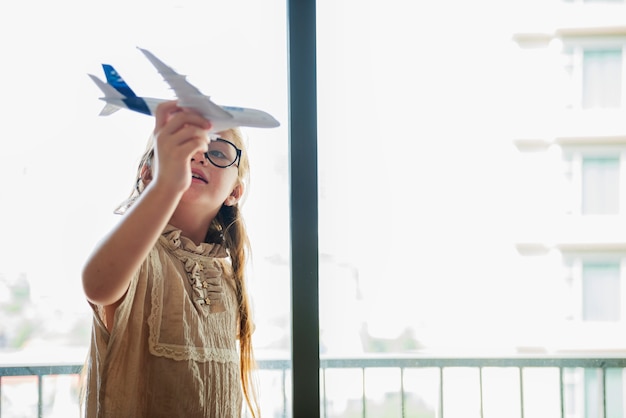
[{"xmin": 137, "ymin": 48, "xmax": 234, "ymax": 121}]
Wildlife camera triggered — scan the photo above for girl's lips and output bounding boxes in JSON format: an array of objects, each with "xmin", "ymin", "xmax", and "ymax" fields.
[{"xmin": 191, "ymin": 169, "xmax": 208, "ymax": 183}]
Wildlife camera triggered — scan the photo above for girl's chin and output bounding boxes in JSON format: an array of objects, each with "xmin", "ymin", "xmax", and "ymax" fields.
[{"xmin": 180, "ymin": 191, "xmax": 222, "ymax": 207}]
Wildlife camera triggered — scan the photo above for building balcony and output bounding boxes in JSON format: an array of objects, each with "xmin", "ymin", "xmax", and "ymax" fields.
[
  {"xmin": 513, "ymin": 109, "xmax": 626, "ymax": 152},
  {"xmin": 515, "ymin": 213, "xmax": 626, "ymax": 256}
]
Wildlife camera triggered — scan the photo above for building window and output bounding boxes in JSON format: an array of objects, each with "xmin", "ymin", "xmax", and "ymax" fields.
[
  {"xmin": 582, "ymin": 262, "xmax": 621, "ymax": 321},
  {"xmin": 582, "ymin": 49, "xmax": 622, "ymax": 109},
  {"xmin": 561, "ymin": 45, "xmax": 624, "ymax": 110},
  {"xmin": 563, "ymin": 259, "xmax": 625, "ymax": 414},
  {"xmin": 562, "ymin": 152, "xmax": 621, "ymax": 215},
  {"xmin": 564, "ymin": 0, "xmax": 625, "ymax": 4},
  {"xmin": 581, "ymin": 156, "xmax": 620, "ymax": 214}
]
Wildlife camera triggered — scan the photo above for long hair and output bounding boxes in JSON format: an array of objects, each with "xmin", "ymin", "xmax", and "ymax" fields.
[{"xmin": 117, "ymin": 128, "xmax": 260, "ymax": 417}]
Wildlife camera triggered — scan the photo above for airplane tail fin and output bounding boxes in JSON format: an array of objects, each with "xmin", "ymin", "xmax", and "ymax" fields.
[{"xmin": 102, "ymin": 64, "xmax": 138, "ymax": 98}]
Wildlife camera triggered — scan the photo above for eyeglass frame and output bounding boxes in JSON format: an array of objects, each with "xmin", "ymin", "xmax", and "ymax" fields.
[{"xmin": 204, "ymin": 137, "xmax": 242, "ymax": 169}]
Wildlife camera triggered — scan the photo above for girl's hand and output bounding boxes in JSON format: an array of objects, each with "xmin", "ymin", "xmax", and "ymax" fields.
[{"xmin": 150, "ymin": 100, "xmax": 212, "ymax": 195}]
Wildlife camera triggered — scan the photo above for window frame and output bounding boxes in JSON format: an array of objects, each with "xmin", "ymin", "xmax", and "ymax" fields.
[
  {"xmin": 287, "ymin": 0, "xmax": 321, "ymax": 416},
  {"xmin": 563, "ymin": 254, "xmax": 626, "ymax": 323}
]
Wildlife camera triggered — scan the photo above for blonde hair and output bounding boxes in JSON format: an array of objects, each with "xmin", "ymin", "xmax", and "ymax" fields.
[{"xmin": 117, "ymin": 128, "xmax": 259, "ymax": 417}]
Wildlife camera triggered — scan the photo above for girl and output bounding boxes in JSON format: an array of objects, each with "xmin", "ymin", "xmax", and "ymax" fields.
[{"xmin": 81, "ymin": 100, "xmax": 258, "ymax": 417}]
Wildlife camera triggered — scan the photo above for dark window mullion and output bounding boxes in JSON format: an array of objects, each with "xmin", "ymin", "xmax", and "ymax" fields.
[{"xmin": 287, "ymin": 0, "xmax": 320, "ymax": 417}]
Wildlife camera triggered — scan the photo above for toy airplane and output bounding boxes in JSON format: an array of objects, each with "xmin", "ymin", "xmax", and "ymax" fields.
[{"xmin": 88, "ymin": 47, "xmax": 280, "ymax": 133}]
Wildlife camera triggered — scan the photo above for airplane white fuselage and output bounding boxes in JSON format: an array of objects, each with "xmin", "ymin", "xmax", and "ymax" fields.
[{"xmin": 99, "ymin": 96, "xmax": 278, "ymax": 133}]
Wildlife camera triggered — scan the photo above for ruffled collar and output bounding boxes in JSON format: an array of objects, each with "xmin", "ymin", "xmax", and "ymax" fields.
[{"xmin": 160, "ymin": 224, "xmax": 228, "ymax": 258}]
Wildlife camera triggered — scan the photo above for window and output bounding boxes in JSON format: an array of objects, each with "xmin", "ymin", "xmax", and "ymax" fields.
[
  {"xmin": 582, "ymin": 49, "xmax": 622, "ymax": 109},
  {"xmin": 563, "ymin": 258, "xmax": 623, "ymax": 322},
  {"xmin": 561, "ymin": 46, "xmax": 624, "ymax": 109},
  {"xmin": 581, "ymin": 156, "xmax": 620, "ymax": 214},
  {"xmin": 582, "ymin": 262, "xmax": 621, "ymax": 321},
  {"xmin": 562, "ymin": 258, "xmax": 626, "ymax": 418},
  {"xmin": 561, "ymin": 151, "xmax": 622, "ymax": 215},
  {"xmin": 563, "ymin": 0, "xmax": 624, "ymax": 5},
  {"xmin": 564, "ymin": 368, "xmax": 625, "ymax": 418}
]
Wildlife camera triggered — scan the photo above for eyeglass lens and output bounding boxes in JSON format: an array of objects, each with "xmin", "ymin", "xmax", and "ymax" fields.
[{"xmin": 205, "ymin": 139, "xmax": 239, "ymax": 168}]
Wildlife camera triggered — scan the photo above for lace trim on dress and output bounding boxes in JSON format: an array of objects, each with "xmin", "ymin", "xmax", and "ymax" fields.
[
  {"xmin": 147, "ymin": 225, "xmax": 239, "ymax": 364},
  {"xmin": 161, "ymin": 226, "xmax": 228, "ymax": 311}
]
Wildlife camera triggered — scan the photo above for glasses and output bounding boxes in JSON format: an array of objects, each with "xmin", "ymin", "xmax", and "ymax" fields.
[{"xmin": 204, "ymin": 138, "xmax": 242, "ymax": 168}]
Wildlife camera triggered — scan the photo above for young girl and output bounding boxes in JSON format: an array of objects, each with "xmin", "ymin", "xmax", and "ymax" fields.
[{"xmin": 81, "ymin": 100, "xmax": 258, "ymax": 417}]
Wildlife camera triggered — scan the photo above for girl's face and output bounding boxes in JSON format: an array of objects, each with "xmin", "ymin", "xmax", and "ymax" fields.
[{"xmin": 178, "ymin": 130, "xmax": 243, "ymax": 215}]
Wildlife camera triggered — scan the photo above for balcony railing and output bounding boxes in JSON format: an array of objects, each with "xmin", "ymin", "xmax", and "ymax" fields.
[{"xmin": 2, "ymin": 354, "xmax": 626, "ymax": 418}]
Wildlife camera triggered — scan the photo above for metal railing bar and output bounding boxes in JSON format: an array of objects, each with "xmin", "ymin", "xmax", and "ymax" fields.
[
  {"xmin": 282, "ymin": 368, "xmax": 287, "ymax": 418},
  {"xmin": 322, "ymin": 367, "xmax": 326, "ymax": 418},
  {"xmin": 37, "ymin": 375, "xmax": 42, "ymax": 418},
  {"xmin": 0, "ymin": 364, "xmax": 83, "ymax": 377},
  {"xmin": 601, "ymin": 367, "xmax": 606, "ymax": 418},
  {"xmin": 362, "ymin": 367, "xmax": 366, "ymax": 418},
  {"xmin": 400, "ymin": 367, "xmax": 405, "ymax": 418},
  {"xmin": 479, "ymin": 367, "xmax": 484, "ymax": 418},
  {"xmin": 519, "ymin": 367, "xmax": 524, "ymax": 418},
  {"xmin": 559, "ymin": 367, "xmax": 564, "ymax": 418},
  {"xmin": 439, "ymin": 367, "xmax": 444, "ymax": 418},
  {"xmin": 7, "ymin": 356, "xmax": 625, "ymax": 376},
  {"xmin": 320, "ymin": 356, "xmax": 626, "ymax": 369}
]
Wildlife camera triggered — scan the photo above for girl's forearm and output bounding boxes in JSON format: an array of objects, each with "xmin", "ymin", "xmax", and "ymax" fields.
[{"xmin": 82, "ymin": 183, "xmax": 182, "ymax": 306}]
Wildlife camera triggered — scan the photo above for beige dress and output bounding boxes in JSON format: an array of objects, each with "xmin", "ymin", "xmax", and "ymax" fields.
[{"xmin": 84, "ymin": 225, "xmax": 243, "ymax": 418}]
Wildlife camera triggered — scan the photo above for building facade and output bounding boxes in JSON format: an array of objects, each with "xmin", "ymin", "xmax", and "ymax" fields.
[{"xmin": 512, "ymin": 1, "xmax": 626, "ymax": 415}]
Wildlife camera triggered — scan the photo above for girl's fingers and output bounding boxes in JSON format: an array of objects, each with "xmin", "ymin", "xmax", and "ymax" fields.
[
  {"xmin": 155, "ymin": 102, "xmax": 212, "ymax": 136},
  {"xmin": 173, "ymin": 133, "xmax": 211, "ymax": 160},
  {"xmin": 153, "ymin": 100, "xmax": 181, "ymax": 132},
  {"xmin": 165, "ymin": 125, "xmax": 210, "ymax": 153},
  {"xmin": 152, "ymin": 102, "xmax": 214, "ymax": 186}
]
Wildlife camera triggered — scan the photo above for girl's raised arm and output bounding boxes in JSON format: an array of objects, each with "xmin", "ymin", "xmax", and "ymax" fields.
[{"xmin": 82, "ymin": 101, "xmax": 212, "ymax": 307}]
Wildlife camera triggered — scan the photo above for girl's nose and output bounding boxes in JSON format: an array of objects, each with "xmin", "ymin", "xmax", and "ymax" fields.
[{"xmin": 191, "ymin": 151, "xmax": 208, "ymax": 165}]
